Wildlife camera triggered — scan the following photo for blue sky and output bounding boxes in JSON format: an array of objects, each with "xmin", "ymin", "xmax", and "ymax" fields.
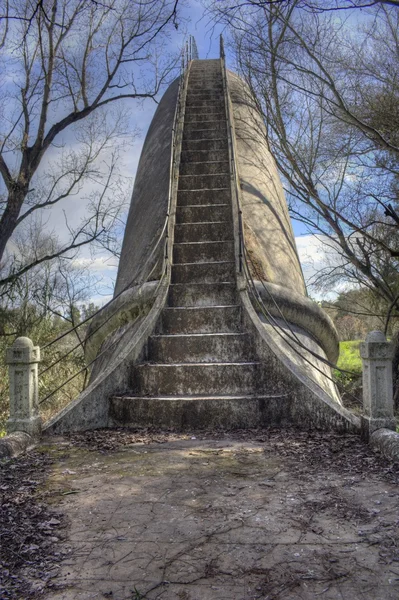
[
  {"xmin": 74, "ymin": 1, "xmax": 331, "ymax": 304},
  {"xmin": 1, "ymin": 0, "xmax": 337, "ymax": 304}
]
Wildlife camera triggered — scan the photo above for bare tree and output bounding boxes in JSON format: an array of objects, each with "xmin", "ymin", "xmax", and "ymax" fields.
[
  {"xmin": 0, "ymin": 0, "xmax": 179, "ymax": 287},
  {"xmin": 211, "ymin": 1, "xmax": 399, "ymax": 311}
]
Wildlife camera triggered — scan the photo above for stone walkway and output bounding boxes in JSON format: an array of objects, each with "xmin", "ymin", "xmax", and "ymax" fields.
[{"xmin": 33, "ymin": 429, "xmax": 399, "ymax": 600}]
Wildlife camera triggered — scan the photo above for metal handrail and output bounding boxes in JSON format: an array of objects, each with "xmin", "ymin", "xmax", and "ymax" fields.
[
  {"xmin": 219, "ymin": 35, "xmax": 358, "ymax": 384},
  {"xmin": 182, "ymin": 34, "xmax": 198, "ymax": 71},
  {"xmin": 39, "ymin": 37, "xmax": 199, "ymax": 405},
  {"xmin": 220, "ymin": 35, "xmax": 243, "ymax": 273}
]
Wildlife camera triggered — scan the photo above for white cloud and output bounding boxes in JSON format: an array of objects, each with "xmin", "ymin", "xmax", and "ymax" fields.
[
  {"xmin": 296, "ymin": 234, "xmax": 329, "ymax": 273},
  {"xmin": 295, "ymin": 234, "xmax": 348, "ymax": 300},
  {"xmin": 72, "ymin": 257, "xmax": 119, "ymax": 272}
]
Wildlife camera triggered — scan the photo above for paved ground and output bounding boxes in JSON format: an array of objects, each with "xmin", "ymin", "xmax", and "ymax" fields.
[
  {"xmin": 17, "ymin": 429, "xmax": 396, "ymax": 600},
  {"xmin": 2, "ymin": 428, "xmax": 399, "ymax": 599}
]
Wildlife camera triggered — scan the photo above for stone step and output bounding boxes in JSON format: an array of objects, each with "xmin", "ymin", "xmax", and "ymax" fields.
[
  {"xmin": 184, "ymin": 107, "xmax": 226, "ymax": 125},
  {"xmin": 191, "ymin": 60, "xmax": 220, "ymax": 67},
  {"xmin": 109, "ymin": 394, "xmax": 291, "ymax": 430},
  {"xmin": 131, "ymin": 361, "xmax": 264, "ymax": 396},
  {"xmin": 189, "ymin": 71, "xmax": 221, "ymax": 78},
  {"xmin": 168, "ymin": 282, "xmax": 237, "ymax": 307},
  {"xmin": 188, "ymin": 75, "xmax": 221, "ymax": 82},
  {"xmin": 188, "ymin": 83, "xmax": 223, "ymax": 92},
  {"xmin": 171, "ymin": 261, "xmax": 235, "ymax": 284},
  {"xmin": 183, "ymin": 128, "xmax": 228, "ymax": 142},
  {"xmin": 178, "ymin": 173, "xmax": 230, "ymax": 190},
  {"xmin": 189, "ymin": 76, "xmax": 221, "ymax": 83},
  {"xmin": 185, "ymin": 96, "xmax": 225, "ymax": 114},
  {"xmin": 149, "ymin": 332, "xmax": 254, "ymax": 363},
  {"xmin": 181, "ymin": 138, "xmax": 228, "ymax": 153},
  {"xmin": 180, "ymin": 149, "xmax": 229, "ymax": 163},
  {"xmin": 176, "ymin": 204, "xmax": 231, "ymax": 224},
  {"xmin": 186, "ymin": 97, "xmax": 225, "ymax": 108},
  {"xmin": 186, "ymin": 90, "xmax": 223, "ymax": 98},
  {"xmin": 184, "ymin": 109, "xmax": 225, "ymax": 120},
  {"xmin": 161, "ymin": 305, "xmax": 241, "ymax": 334},
  {"xmin": 173, "ymin": 240, "xmax": 234, "ymax": 264},
  {"xmin": 174, "ymin": 221, "xmax": 232, "ymax": 243},
  {"xmin": 183, "ymin": 120, "xmax": 226, "ymax": 134},
  {"xmin": 179, "ymin": 161, "xmax": 229, "ymax": 176},
  {"xmin": 177, "ymin": 188, "xmax": 231, "ymax": 206}
]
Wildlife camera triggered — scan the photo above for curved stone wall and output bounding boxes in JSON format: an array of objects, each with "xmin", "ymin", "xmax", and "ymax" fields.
[
  {"xmin": 114, "ymin": 78, "xmax": 180, "ymax": 295},
  {"xmin": 227, "ymin": 71, "xmax": 307, "ymax": 296}
]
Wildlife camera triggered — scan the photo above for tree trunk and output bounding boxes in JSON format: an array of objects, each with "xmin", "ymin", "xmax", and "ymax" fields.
[
  {"xmin": 392, "ymin": 328, "xmax": 399, "ymax": 411},
  {"xmin": 0, "ymin": 190, "xmax": 25, "ymax": 264}
]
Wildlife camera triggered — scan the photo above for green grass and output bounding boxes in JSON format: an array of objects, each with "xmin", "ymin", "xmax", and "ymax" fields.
[
  {"xmin": 334, "ymin": 341, "xmax": 363, "ymax": 409},
  {"xmin": 336, "ymin": 340, "xmax": 363, "ymax": 376}
]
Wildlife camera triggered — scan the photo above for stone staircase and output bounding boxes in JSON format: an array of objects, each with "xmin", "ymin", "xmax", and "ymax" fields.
[{"xmin": 110, "ymin": 60, "xmax": 284, "ymax": 428}]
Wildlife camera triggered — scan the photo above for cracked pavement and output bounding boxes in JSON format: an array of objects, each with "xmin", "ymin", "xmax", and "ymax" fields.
[{"xmin": 36, "ymin": 431, "xmax": 399, "ymax": 600}]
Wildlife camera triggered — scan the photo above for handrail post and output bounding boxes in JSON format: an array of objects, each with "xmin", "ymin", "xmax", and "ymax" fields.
[
  {"xmin": 6, "ymin": 337, "xmax": 42, "ymax": 438},
  {"xmin": 220, "ymin": 34, "xmax": 225, "ymax": 59},
  {"xmin": 360, "ymin": 331, "xmax": 396, "ymax": 441}
]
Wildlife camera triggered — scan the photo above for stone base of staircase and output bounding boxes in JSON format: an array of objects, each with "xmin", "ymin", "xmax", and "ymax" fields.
[
  {"xmin": 44, "ymin": 60, "xmax": 359, "ymax": 436},
  {"xmin": 109, "ymin": 394, "xmax": 291, "ymax": 430}
]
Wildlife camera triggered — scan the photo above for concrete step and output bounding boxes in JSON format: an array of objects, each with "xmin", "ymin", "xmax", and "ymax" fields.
[
  {"xmin": 179, "ymin": 161, "xmax": 229, "ymax": 176},
  {"xmin": 161, "ymin": 305, "xmax": 241, "ymax": 334},
  {"xmin": 131, "ymin": 361, "xmax": 264, "ymax": 396},
  {"xmin": 178, "ymin": 173, "xmax": 230, "ymax": 190},
  {"xmin": 184, "ymin": 109, "xmax": 225, "ymax": 120},
  {"xmin": 188, "ymin": 84, "xmax": 223, "ymax": 92},
  {"xmin": 173, "ymin": 240, "xmax": 234, "ymax": 264},
  {"xmin": 174, "ymin": 221, "xmax": 232, "ymax": 242},
  {"xmin": 183, "ymin": 128, "xmax": 228, "ymax": 142},
  {"xmin": 185, "ymin": 96, "xmax": 225, "ymax": 114},
  {"xmin": 177, "ymin": 188, "xmax": 231, "ymax": 206},
  {"xmin": 186, "ymin": 97, "xmax": 224, "ymax": 108},
  {"xmin": 184, "ymin": 107, "xmax": 226, "ymax": 125},
  {"xmin": 180, "ymin": 149, "xmax": 229, "ymax": 163},
  {"xmin": 149, "ymin": 332, "xmax": 254, "ymax": 363},
  {"xmin": 171, "ymin": 261, "xmax": 235, "ymax": 284},
  {"xmin": 181, "ymin": 138, "xmax": 228, "ymax": 153},
  {"xmin": 186, "ymin": 91, "xmax": 223, "ymax": 100},
  {"xmin": 176, "ymin": 204, "xmax": 231, "ymax": 224},
  {"xmin": 189, "ymin": 75, "xmax": 221, "ymax": 81},
  {"xmin": 110, "ymin": 394, "xmax": 291, "ymax": 429},
  {"xmin": 168, "ymin": 282, "xmax": 237, "ymax": 307},
  {"xmin": 183, "ymin": 120, "xmax": 226, "ymax": 134}
]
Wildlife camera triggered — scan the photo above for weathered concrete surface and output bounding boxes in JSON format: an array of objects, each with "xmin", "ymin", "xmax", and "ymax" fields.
[
  {"xmin": 240, "ymin": 292, "xmax": 358, "ymax": 432},
  {"xmin": 360, "ymin": 332, "xmax": 396, "ymax": 441},
  {"xmin": 114, "ymin": 78, "xmax": 179, "ymax": 295},
  {"xmin": 0, "ymin": 431, "xmax": 34, "ymax": 458},
  {"xmin": 228, "ymin": 71, "xmax": 306, "ymax": 295},
  {"xmin": 6, "ymin": 336, "xmax": 42, "ymax": 437},
  {"xmin": 371, "ymin": 429, "xmax": 399, "ymax": 462},
  {"xmin": 44, "ymin": 279, "xmax": 170, "ymax": 434},
  {"xmin": 46, "ymin": 60, "xmax": 350, "ymax": 434},
  {"xmin": 254, "ymin": 280, "xmax": 339, "ymax": 364},
  {"xmin": 39, "ymin": 430, "xmax": 399, "ymax": 600},
  {"xmin": 85, "ymin": 281, "xmax": 159, "ymax": 367}
]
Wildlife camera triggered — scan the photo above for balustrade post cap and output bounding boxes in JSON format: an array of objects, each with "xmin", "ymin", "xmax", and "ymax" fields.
[
  {"xmin": 360, "ymin": 330, "xmax": 393, "ymax": 360},
  {"xmin": 6, "ymin": 336, "xmax": 40, "ymax": 364},
  {"xmin": 13, "ymin": 336, "xmax": 34, "ymax": 348}
]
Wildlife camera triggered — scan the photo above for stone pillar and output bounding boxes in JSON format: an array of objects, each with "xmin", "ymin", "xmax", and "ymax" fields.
[
  {"xmin": 360, "ymin": 331, "xmax": 395, "ymax": 441},
  {"xmin": 6, "ymin": 337, "xmax": 42, "ymax": 438}
]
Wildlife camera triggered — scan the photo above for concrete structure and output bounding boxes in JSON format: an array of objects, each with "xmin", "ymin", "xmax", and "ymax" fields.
[
  {"xmin": 360, "ymin": 331, "xmax": 396, "ymax": 440},
  {"xmin": 6, "ymin": 336, "xmax": 42, "ymax": 438},
  {"xmin": 45, "ymin": 57, "xmax": 359, "ymax": 434}
]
